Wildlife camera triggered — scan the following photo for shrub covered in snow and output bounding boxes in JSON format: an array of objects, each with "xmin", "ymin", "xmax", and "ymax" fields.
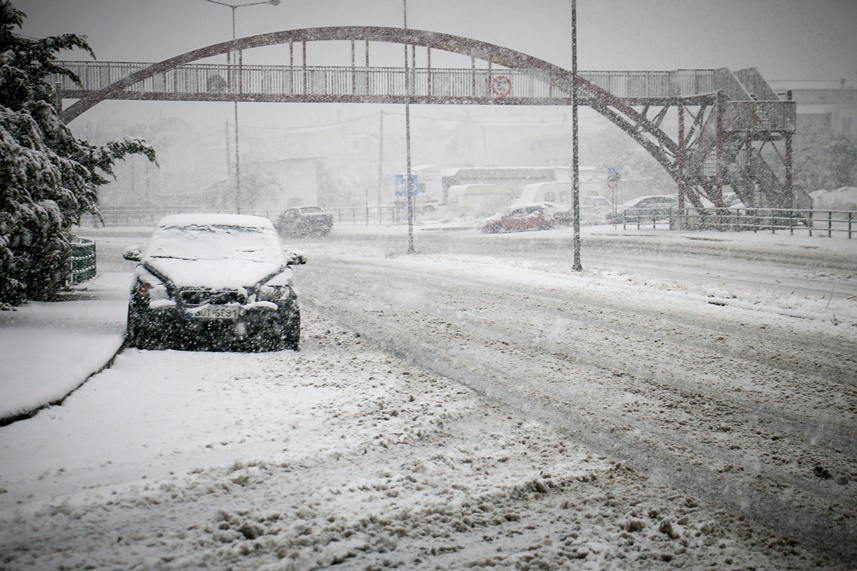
[{"xmin": 0, "ymin": 0, "xmax": 156, "ymax": 306}]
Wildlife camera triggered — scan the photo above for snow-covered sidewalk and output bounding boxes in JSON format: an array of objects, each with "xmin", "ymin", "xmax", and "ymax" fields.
[{"xmin": 0, "ymin": 272, "xmax": 129, "ymax": 424}]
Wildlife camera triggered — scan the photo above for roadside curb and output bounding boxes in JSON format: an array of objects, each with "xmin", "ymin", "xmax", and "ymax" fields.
[{"xmin": 0, "ymin": 339, "xmax": 126, "ymax": 428}]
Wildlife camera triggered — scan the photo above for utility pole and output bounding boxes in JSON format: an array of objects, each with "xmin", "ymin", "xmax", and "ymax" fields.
[
  {"xmin": 571, "ymin": 0, "xmax": 582, "ymax": 271},
  {"xmin": 403, "ymin": 0, "xmax": 415, "ymax": 253}
]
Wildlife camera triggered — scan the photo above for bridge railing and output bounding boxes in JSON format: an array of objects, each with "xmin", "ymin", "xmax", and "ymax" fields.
[{"xmin": 54, "ymin": 61, "xmax": 770, "ymax": 102}]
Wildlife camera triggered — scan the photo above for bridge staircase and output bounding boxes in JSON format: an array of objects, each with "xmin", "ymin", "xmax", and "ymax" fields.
[{"xmin": 681, "ymin": 68, "xmax": 797, "ymax": 208}]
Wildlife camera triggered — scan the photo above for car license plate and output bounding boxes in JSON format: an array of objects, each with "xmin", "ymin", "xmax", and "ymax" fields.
[{"xmin": 192, "ymin": 305, "xmax": 239, "ymax": 319}]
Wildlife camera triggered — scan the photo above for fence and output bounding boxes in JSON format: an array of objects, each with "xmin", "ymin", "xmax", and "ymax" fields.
[
  {"xmin": 85, "ymin": 206, "xmax": 406, "ymax": 228},
  {"xmin": 87, "ymin": 206, "xmax": 855, "ymax": 238},
  {"xmin": 619, "ymin": 207, "xmax": 855, "ymax": 238},
  {"xmin": 67, "ymin": 237, "xmax": 97, "ymax": 285}
]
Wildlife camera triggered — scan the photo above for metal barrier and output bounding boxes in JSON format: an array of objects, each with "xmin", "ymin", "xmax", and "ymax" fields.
[
  {"xmin": 67, "ymin": 237, "xmax": 97, "ymax": 285},
  {"xmin": 87, "ymin": 207, "xmax": 855, "ymax": 238},
  {"xmin": 87, "ymin": 206, "xmax": 408, "ymax": 228},
  {"xmin": 672, "ymin": 208, "xmax": 855, "ymax": 238}
]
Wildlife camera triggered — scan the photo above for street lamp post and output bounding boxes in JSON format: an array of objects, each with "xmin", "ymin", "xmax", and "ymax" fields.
[
  {"xmin": 204, "ymin": 0, "xmax": 281, "ymax": 214},
  {"xmin": 570, "ymin": 0, "xmax": 582, "ymax": 271},
  {"xmin": 403, "ymin": 0, "xmax": 415, "ymax": 254}
]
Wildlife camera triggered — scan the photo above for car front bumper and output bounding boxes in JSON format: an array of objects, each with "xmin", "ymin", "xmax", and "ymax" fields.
[{"xmin": 129, "ymin": 301, "xmax": 298, "ymax": 350}]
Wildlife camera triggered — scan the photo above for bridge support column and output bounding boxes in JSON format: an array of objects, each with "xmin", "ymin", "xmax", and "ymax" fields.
[
  {"xmin": 677, "ymin": 104, "xmax": 686, "ymax": 228},
  {"xmin": 785, "ymin": 90, "xmax": 794, "ymax": 208},
  {"xmin": 715, "ymin": 91, "xmax": 724, "ymax": 207}
]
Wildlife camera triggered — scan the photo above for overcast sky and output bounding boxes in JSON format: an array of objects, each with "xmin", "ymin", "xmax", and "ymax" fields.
[{"xmin": 14, "ymin": 0, "xmax": 857, "ymax": 82}]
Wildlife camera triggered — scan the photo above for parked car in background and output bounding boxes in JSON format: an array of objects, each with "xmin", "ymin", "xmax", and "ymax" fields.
[
  {"xmin": 723, "ymin": 192, "xmax": 746, "ymax": 209},
  {"xmin": 123, "ymin": 214, "xmax": 305, "ymax": 351},
  {"xmin": 481, "ymin": 203, "xmax": 556, "ymax": 233},
  {"xmin": 275, "ymin": 206, "xmax": 333, "ymax": 237},
  {"xmin": 538, "ymin": 197, "xmax": 614, "ymax": 226},
  {"xmin": 606, "ymin": 194, "xmax": 679, "ymax": 224},
  {"xmin": 538, "ymin": 202, "xmax": 573, "ymax": 225},
  {"xmin": 582, "ymin": 195, "xmax": 614, "ymax": 224}
]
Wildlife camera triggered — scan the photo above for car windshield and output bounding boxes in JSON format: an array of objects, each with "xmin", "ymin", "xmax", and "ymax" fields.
[{"xmin": 146, "ymin": 224, "xmax": 284, "ymax": 264}]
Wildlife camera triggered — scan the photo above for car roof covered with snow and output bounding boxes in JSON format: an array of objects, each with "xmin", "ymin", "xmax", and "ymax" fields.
[{"xmin": 156, "ymin": 213, "xmax": 276, "ymax": 231}]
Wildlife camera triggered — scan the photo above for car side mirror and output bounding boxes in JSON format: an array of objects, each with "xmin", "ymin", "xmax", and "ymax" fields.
[
  {"xmin": 287, "ymin": 252, "xmax": 307, "ymax": 266},
  {"xmin": 123, "ymin": 246, "xmax": 142, "ymax": 262}
]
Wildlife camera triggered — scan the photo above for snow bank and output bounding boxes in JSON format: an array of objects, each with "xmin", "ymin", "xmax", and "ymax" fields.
[
  {"xmin": 810, "ymin": 186, "xmax": 857, "ymax": 210},
  {"xmin": 0, "ymin": 272, "xmax": 128, "ymax": 421}
]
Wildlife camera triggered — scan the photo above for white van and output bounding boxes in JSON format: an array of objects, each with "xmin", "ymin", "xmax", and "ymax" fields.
[
  {"xmin": 513, "ymin": 181, "xmax": 570, "ymax": 205},
  {"xmin": 446, "ymin": 184, "xmax": 518, "ymax": 217}
]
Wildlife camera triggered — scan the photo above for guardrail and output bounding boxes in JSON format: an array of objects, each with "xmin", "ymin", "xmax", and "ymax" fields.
[
  {"xmin": 84, "ymin": 207, "xmax": 406, "ymax": 227},
  {"xmin": 67, "ymin": 237, "xmax": 97, "ymax": 285},
  {"xmin": 618, "ymin": 207, "xmax": 855, "ymax": 238},
  {"xmin": 85, "ymin": 206, "xmax": 855, "ymax": 238}
]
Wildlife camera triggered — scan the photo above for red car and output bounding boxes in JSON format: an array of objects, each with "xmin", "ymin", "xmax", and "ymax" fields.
[{"xmin": 481, "ymin": 204, "xmax": 556, "ymax": 233}]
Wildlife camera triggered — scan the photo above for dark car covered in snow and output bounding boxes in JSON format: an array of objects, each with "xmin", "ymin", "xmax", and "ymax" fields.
[
  {"xmin": 275, "ymin": 206, "xmax": 334, "ymax": 237},
  {"xmin": 123, "ymin": 214, "xmax": 305, "ymax": 351}
]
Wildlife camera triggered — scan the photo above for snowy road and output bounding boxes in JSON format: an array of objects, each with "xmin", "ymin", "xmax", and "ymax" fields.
[
  {"xmin": 0, "ymin": 225, "xmax": 855, "ymax": 570},
  {"xmin": 299, "ymin": 228, "xmax": 857, "ymax": 562}
]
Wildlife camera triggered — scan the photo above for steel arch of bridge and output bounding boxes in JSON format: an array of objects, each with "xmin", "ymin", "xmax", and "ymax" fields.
[{"xmin": 59, "ymin": 26, "xmax": 793, "ymax": 208}]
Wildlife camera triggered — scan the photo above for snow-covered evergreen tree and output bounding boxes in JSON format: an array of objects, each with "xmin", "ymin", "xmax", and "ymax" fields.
[{"xmin": 0, "ymin": 0, "xmax": 156, "ymax": 307}]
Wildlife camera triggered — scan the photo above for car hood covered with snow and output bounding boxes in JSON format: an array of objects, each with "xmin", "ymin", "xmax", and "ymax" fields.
[
  {"xmin": 138, "ymin": 214, "xmax": 290, "ymax": 290},
  {"xmin": 141, "ymin": 258, "xmax": 287, "ymax": 290}
]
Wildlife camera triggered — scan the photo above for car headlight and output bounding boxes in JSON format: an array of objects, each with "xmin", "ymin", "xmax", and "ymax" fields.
[
  {"xmin": 133, "ymin": 278, "xmax": 170, "ymax": 303},
  {"xmin": 256, "ymin": 283, "xmax": 293, "ymax": 302}
]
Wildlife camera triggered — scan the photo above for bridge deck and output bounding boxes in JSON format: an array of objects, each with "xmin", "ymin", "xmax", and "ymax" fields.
[
  {"xmin": 54, "ymin": 61, "xmax": 795, "ymax": 133},
  {"xmin": 52, "ymin": 62, "xmax": 761, "ymax": 102}
]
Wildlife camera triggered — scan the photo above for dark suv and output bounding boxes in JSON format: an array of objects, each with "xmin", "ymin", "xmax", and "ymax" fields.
[{"xmin": 275, "ymin": 206, "xmax": 334, "ymax": 237}]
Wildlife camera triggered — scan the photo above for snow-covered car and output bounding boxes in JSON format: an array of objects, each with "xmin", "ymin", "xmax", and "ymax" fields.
[
  {"xmin": 481, "ymin": 203, "xmax": 556, "ymax": 233},
  {"xmin": 275, "ymin": 206, "xmax": 334, "ymax": 237},
  {"xmin": 723, "ymin": 192, "xmax": 746, "ymax": 209},
  {"xmin": 606, "ymin": 194, "xmax": 678, "ymax": 224},
  {"xmin": 537, "ymin": 202, "xmax": 573, "ymax": 225},
  {"xmin": 123, "ymin": 214, "xmax": 305, "ymax": 351}
]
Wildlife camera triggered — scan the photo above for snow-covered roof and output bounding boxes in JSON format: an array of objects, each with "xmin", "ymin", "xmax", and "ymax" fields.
[{"xmin": 156, "ymin": 213, "xmax": 275, "ymax": 230}]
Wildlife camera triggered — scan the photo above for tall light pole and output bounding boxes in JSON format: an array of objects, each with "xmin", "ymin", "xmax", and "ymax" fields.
[
  {"xmin": 403, "ymin": 0, "xmax": 415, "ymax": 254},
  {"xmin": 204, "ymin": 0, "xmax": 281, "ymax": 214},
  {"xmin": 570, "ymin": 0, "xmax": 582, "ymax": 271}
]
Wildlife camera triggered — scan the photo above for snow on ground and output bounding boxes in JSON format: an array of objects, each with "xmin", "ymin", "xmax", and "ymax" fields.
[
  {"xmin": 0, "ymin": 223, "xmax": 855, "ymax": 570},
  {"xmin": 0, "ymin": 312, "xmax": 839, "ymax": 571},
  {"xmin": 0, "ymin": 272, "xmax": 127, "ymax": 421}
]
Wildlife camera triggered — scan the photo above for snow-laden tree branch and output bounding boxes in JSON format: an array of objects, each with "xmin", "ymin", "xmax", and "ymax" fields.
[{"xmin": 0, "ymin": 0, "xmax": 157, "ymax": 307}]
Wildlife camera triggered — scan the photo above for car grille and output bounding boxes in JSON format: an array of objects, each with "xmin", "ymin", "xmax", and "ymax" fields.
[{"xmin": 180, "ymin": 288, "xmax": 246, "ymax": 307}]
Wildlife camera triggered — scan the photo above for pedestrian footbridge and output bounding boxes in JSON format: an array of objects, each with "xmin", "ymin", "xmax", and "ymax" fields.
[{"xmin": 54, "ymin": 26, "xmax": 798, "ymax": 209}]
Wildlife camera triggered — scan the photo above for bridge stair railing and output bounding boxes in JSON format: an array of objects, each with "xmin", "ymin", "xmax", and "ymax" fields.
[{"xmin": 681, "ymin": 69, "xmax": 795, "ymax": 207}]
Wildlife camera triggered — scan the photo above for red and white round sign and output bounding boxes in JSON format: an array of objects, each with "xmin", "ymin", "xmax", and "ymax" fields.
[{"xmin": 491, "ymin": 75, "xmax": 512, "ymax": 97}]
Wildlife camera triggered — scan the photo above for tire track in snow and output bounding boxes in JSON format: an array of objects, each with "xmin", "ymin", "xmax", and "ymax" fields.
[{"xmin": 302, "ymin": 252, "xmax": 857, "ymax": 564}]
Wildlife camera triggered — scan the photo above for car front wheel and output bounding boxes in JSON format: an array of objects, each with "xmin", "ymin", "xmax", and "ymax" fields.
[
  {"xmin": 126, "ymin": 305, "xmax": 151, "ymax": 349},
  {"xmin": 271, "ymin": 304, "xmax": 300, "ymax": 351},
  {"xmin": 283, "ymin": 312, "xmax": 300, "ymax": 350}
]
